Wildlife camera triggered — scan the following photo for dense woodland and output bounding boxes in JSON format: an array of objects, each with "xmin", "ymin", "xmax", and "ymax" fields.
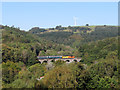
[{"xmin": 1, "ymin": 25, "xmax": 119, "ymax": 89}]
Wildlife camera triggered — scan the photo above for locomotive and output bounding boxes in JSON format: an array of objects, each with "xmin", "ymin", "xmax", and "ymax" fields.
[{"xmin": 37, "ymin": 55, "xmax": 75, "ymax": 59}]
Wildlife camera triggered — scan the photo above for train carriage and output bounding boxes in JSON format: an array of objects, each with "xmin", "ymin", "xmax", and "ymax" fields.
[
  {"xmin": 48, "ymin": 56, "xmax": 62, "ymax": 59},
  {"xmin": 37, "ymin": 56, "xmax": 48, "ymax": 59}
]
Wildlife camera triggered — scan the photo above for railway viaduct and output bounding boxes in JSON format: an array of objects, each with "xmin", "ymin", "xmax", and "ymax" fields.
[{"xmin": 38, "ymin": 58, "xmax": 81, "ymax": 64}]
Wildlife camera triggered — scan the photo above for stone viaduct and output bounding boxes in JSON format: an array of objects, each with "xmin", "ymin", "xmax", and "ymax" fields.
[{"xmin": 38, "ymin": 58, "xmax": 81, "ymax": 64}]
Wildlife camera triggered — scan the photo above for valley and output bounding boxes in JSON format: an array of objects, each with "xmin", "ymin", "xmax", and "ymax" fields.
[{"xmin": 1, "ymin": 25, "xmax": 119, "ymax": 88}]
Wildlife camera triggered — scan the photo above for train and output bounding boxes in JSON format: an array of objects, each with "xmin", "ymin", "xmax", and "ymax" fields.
[{"xmin": 37, "ymin": 55, "xmax": 75, "ymax": 59}]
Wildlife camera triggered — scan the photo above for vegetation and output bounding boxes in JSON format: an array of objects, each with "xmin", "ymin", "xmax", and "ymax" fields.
[
  {"xmin": 2, "ymin": 25, "xmax": 73, "ymax": 66},
  {"xmin": 79, "ymin": 37, "xmax": 118, "ymax": 65},
  {"xmin": 30, "ymin": 25, "xmax": 118, "ymax": 48},
  {"xmin": 1, "ymin": 25, "xmax": 119, "ymax": 89}
]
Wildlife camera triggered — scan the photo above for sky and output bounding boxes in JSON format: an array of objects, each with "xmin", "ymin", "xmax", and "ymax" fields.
[{"xmin": 2, "ymin": 2, "xmax": 118, "ymax": 31}]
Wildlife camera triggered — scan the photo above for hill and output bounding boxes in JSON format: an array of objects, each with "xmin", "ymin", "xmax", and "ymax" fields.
[
  {"xmin": 2, "ymin": 25, "xmax": 74, "ymax": 66},
  {"xmin": 1, "ymin": 25, "xmax": 119, "ymax": 89},
  {"xmin": 29, "ymin": 25, "xmax": 118, "ymax": 48}
]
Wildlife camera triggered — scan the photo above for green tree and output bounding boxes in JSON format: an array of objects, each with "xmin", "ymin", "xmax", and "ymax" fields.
[
  {"xmin": 28, "ymin": 63, "xmax": 46, "ymax": 78},
  {"xmin": 2, "ymin": 61, "xmax": 21, "ymax": 84},
  {"xmin": 42, "ymin": 64, "xmax": 77, "ymax": 88}
]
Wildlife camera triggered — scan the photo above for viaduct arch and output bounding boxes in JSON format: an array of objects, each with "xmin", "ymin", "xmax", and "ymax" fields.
[{"xmin": 38, "ymin": 58, "xmax": 81, "ymax": 64}]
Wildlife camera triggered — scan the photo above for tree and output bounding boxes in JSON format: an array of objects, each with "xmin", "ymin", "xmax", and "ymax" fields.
[
  {"xmin": 8, "ymin": 69, "xmax": 36, "ymax": 88},
  {"xmin": 86, "ymin": 24, "xmax": 89, "ymax": 26},
  {"xmin": 53, "ymin": 60, "xmax": 65, "ymax": 67},
  {"xmin": 55, "ymin": 25, "xmax": 62, "ymax": 30},
  {"xmin": 87, "ymin": 75, "xmax": 118, "ymax": 88},
  {"xmin": 29, "ymin": 63, "xmax": 46, "ymax": 76},
  {"xmin": 42, "ymin": 64, "xmax": 77, "ymax": 88},
  {"xmin": 2, "ymin": 61, "xmax": 21, "ymax": 84},
  {"xmin": 87, "ymin": 58, "xmax": 118, "ymax": 88}
]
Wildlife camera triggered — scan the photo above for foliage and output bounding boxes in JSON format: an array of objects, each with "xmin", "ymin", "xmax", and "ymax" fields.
[
  {"xmin": 28, "ymin": 63, "xmax": 46, "ymax": 78},
  {"xmin": 2, "ymin": 25, "xmax": 73, "ymax": 65},
  {"xmin": 29, "ymin": 26, "xmax": 118, "ymax": 48},
  {"xmin": 42, "ymin": 64, "xmax": 77, "ymax": 88},
  {"xmin": 79, "ymin": 37, "xmax": 118, "ymax": 65},
  {"xmin": 8, "ymin": 69, "xmax": 36, "ymax": 88},
  {"xmin": 1, "ymin": 25, "xmax": 119, "ymax": 89},
  {"xmin": 2, "ymin": 61, "xmax": 21, "ymax": 84},
  {"xmin": 87, "ymin": 58, "xmax": 118, "ymax": 88},
  {"xmin": 53, "ymin": 60, "xmax": 65, "ymax": 67},
  {"xmin": 87, "ymin": 75, "xmax": 118, "ymax": 88},
  {"xmin": 29, "ymin": 27, "xmax": 47, "ymax": 33}
]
